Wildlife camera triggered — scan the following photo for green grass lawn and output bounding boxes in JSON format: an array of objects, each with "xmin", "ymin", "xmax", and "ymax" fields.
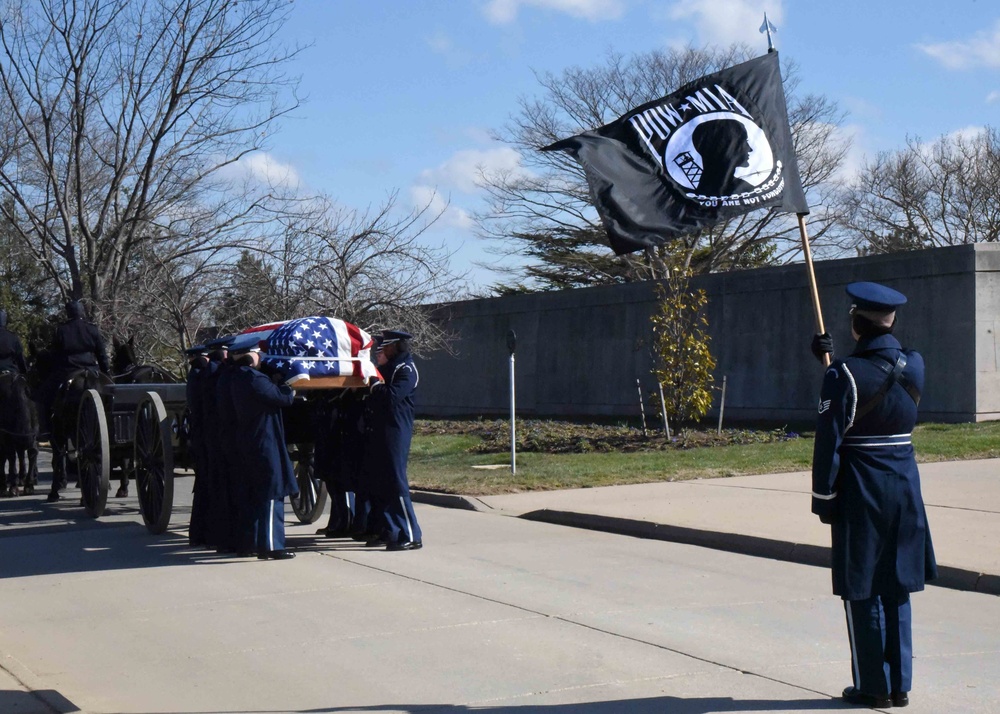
[{"xmin": 407, "ymin": 420, "xmax": 1000, "ymax": 496}]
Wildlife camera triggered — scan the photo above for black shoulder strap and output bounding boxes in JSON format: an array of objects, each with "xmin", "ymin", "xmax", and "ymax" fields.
[{"xmin": 853, "ymin": 353, "xmax": 916, "ymax": 421}]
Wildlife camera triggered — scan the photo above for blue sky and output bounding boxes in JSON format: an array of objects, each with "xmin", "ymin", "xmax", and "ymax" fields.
[{"xmin": 256, "ymin": 0, "xmax": 1000, "ymax": 291}]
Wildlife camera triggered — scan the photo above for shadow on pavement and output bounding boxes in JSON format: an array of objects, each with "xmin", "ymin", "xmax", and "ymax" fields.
[
  {"xmin": 0, "ymin": 687, "xmax": 81, "ymax": 713},
  {"xmin": 119, "ymin": 696, "xmax": 850, "ymax": 713},
  {"xmin": 303, "ymin": 698, "xmax": 849, "ymax": 713}
]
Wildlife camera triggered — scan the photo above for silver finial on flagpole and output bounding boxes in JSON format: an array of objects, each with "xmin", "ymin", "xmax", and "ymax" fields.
[{"xmin": 759, "ymin": 12, "xmax": 777, "ymax": 52}]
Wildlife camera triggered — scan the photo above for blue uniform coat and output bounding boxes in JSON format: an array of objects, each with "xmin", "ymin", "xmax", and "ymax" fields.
[
  {"xmin": 811, "ymin": 334, "xmax": 937, "ymax": 600},
  {"xmin": 231, "ymin": 366, "xmax": 298, "ymax": 500},
  {"xmin": 365, "ymin": 353, "xmax": 417, "ymax": 494}
]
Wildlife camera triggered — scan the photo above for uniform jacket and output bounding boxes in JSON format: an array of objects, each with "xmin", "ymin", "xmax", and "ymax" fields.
[
  {"xmin": 0, "ymin": 311, "xmax": 27, "ymax": 374},
  {"xmin": 811, "ymin": 333, "xmax": 937, "ymax": 599},
  {"xmin": 50, "ymin": 305, "xmax": 109, "ymax": 373},
  {"xmin": 231, "ymin": 366, "xmax": 298, "ymax": 500},
  {"xmin": 365, "ymin": 351, "xmax": 418, "ymax": 490}
]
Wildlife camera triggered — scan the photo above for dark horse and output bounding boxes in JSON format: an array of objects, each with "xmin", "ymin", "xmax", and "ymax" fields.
[
  {"xmin": 107, "ymin": 337, "xmax": 179, "ymax": 497},
  {"xmin": 112, "ymin": 336, "xmax": 178, "ymax": 385},
  {"xmin": 0, "ymin": 372, "xmax": 39, "ymax": 497}
]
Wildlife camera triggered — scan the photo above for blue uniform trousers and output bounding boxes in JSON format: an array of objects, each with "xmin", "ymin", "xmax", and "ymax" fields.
[
  {"xmin": 256, "ymin": 498, "xmax": 286, "ymax": 553},
  {"xmin": 327, "ymin": 490, "xmax": 355, "ymax": 531},
  {"xmin": 844, "ymin": 593, "xmax": 912, "ymax": 697},
  {"xmin": 384, "ymin": 490, "xmax": 421, "ymax": 545}
]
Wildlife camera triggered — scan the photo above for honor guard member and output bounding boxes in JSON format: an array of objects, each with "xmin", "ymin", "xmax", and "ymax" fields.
[
  {"xmin": 810, "ymin": 282, "xmax": 937, "ymax": 709},
  {"xmin": 231, "ymin": 345, "xmax": 298, "ymax": 560},
  {"xmin": 366, "ymin": 329, "xmax": 421, "ymax": 551},
  {"xmin": 215, "ymin": 336, "xmax": 246, "ymax": 557},
  {"xmin": 198, "ymin": 337, "xmax": 231, "ymax": 549},
  {"xmin": 318, "ymin": 388, "xmax": 366, "ymax": 537},
  {"xmin": 185, "ymin": 344, "xmax": 212, "ymax": 548},
  {"xmin": 0, "ymin": 309, "xmax": 27, "ymax": 375},
  {"xmin": 50, "ymin": 300, "xmax": 110, "ymax": 376},
  {"xmin": 43, "ymin": 300, "xmax": 111, "ymax": 501}
]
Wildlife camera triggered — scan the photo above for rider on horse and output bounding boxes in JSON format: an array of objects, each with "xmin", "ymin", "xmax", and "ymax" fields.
[
  {"xmin": 42, "ymin": 300, "xmax": 111, "ymax": 502},
  {"xmin": 51, "ymin": 300, "xmax": 110, "ymax": 376},
  {"xmin": 0, "ymin": 308, "xmax": 28, "ymax": 375}
]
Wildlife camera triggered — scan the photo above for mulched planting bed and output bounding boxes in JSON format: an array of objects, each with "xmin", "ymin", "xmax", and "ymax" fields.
[{"xmin": 415, "ymin": 419, "xmax": 800, "ymax": 454}]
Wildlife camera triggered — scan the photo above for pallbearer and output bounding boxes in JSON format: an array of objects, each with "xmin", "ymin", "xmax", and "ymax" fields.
[
  {"xmin": 365, "ymin": 330, "xmax": 421, "ymax": 551},
  {"xmin": 810, "ymin": 282, "xmax": 937, "ymax": 709},
  {"xmin": 230, "ymin": 345, "xmax": 298, "ymax": 560}
]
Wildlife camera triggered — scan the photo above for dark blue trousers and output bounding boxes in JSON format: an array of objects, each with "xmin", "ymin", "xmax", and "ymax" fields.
[
  {"xmin": 844, "ymin": 593, "xmax": 912, "ymax": 697},
  {"xmin": 384, "ymin": 491, "xmax": 421, "ymax": 546},
  {"xmin": 256, "ymin": 497, "xmax": 286, "ymax": 553},
  {"xmin": 325, "ymin": 489, "xmax": 354, "ymax": 531}
]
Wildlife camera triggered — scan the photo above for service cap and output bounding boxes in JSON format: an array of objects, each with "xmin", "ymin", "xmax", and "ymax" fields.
[
  {"xmin": 379, "ymin": 329, "xmax": 412, "ymax": 345},
  {"xmin": 204, "ymin": 335, "xmax": 232, "ymax": 350},
  {"xmin": 845, "ymin": 282, "xmax": 907, "ymax": 312}
]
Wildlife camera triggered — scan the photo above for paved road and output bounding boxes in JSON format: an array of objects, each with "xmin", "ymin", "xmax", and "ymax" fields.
[{"xmin": 1, "ymin": 468, "xmax": 998, "ymax": 713}]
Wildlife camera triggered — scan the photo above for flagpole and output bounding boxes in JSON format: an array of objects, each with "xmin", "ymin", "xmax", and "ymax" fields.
[{"xmin": 797, "ymin": 213, "xmax": 830, "ymax": 367}]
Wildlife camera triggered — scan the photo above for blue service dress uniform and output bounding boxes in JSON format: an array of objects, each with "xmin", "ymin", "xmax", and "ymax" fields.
[
  {"xmin": 186, "ymin": 359, "xmax": 214, "ymax": 547},
  {"xmin": 812, "ymin": 333, "xmax": 937, "ymax": 700},
  {"xmin": 366, "ymin": 351, "xmax": 421, "ymax": 547},
  {"xmin": 231, "ymin": 366, "xmax": 298, "ymax": 555}
]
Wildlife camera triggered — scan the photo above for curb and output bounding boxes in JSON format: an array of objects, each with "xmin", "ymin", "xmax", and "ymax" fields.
[{"xmin": 411, "ymin": 492, "xmax": 1000, "ymax": 597}]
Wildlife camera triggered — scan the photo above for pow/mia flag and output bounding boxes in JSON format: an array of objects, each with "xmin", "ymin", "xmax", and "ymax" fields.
[{"xmin": 543, "ymin": 51, "xmax": 808, "ymax": 255}]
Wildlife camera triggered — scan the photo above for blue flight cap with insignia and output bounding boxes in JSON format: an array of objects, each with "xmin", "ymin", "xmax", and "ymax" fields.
[
  {"xmin": 846, "ymin": 282, "xmax": 907, "ymax": 312},
  {"xmin": 379, "ymin": 329, "xmax": 412, "ymax": 345}
]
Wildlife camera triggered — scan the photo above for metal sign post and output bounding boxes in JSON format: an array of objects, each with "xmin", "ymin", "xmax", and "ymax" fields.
[{"xmin": 506, "ymin": 330, "xmax": 517, "ymax": 475}]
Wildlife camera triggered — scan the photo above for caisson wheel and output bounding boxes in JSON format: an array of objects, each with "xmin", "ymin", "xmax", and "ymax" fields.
[
  {"xmin": 133, "ymin": 392, "xmax": 174, "ymax": 534},
  {"xmin": 289, "ymin": 443, "xmax": 328, "ymax": 523},
  {"xmin": 76, "ymin": 389, "xmax": 110, "ymax": 518}
]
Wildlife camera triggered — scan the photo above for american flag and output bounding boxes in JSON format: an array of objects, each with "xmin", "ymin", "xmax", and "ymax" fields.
[{"xmin": 256, "ymin": 316, "xmax": 379, "ymax": 385}]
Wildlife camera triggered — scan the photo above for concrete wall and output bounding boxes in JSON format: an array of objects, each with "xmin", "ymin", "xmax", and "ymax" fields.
[{"xmin": 417, "ymin": 243, "xmax": 1000, "ymax": 423}]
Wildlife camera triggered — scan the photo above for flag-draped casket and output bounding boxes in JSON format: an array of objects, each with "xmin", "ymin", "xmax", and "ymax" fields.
[{"xmin": 233, "ymin": 316, "xmax": 380, "ymax": 388}]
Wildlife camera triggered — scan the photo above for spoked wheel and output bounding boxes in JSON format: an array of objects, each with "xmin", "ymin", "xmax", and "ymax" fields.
[
  {"xmin": 289, "ymin": 443, "xmax": 328, "ymax": 523},
  {"xmin": 77, "ymin": 389, "xmax": 110, "ymax": 518},
  {"xmin": 133, "ymin": 392, "xmax": 174, "ymax": 535}
]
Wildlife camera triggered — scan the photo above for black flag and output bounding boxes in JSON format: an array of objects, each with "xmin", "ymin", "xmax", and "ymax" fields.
[{"xmin": 544, "ymin": 51, "xmax": 808, "ymax": 255}]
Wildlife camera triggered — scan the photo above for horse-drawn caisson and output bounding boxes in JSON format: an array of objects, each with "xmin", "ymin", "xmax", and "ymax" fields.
[{"xmin": 38, "ymin": 315, "xmax": 377, "ymax": 536}]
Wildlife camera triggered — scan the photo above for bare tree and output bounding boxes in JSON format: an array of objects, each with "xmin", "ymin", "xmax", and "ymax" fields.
[
  {"xmin": 476, "ymin": 45, "xmax": 850, "ymax": 292},
  {"xmin": 838, "ymin": 128, "xmax": 1000, "ymax": 254},
  {"xmin": 214, "ymin": 193, "xmax": 467, "ymax": 354},
  {"xmin": 0, "ymin": 0, "xmax": 302, "ymax": 322}
]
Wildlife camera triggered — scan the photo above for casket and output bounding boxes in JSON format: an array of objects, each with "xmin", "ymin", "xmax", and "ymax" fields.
[{"xmin": 235, "ymin": 316, "xmax": 380, "ymax": 389}]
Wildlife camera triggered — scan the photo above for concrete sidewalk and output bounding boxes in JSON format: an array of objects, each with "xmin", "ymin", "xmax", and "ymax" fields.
[{"xmin": 416, "ymin": 458, "xmax": 1000, "ymax": 595}]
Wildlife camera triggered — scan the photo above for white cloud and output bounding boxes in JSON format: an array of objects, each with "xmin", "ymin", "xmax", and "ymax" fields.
[
  {"xmin": 831, "ymin": 123, "xmax": 867, "ymax": 185},
  {"xmin": 916, "ymin": 20, "xmax": 1000, "ymax": 70},
  {"xmin": 220, "ymin": 152, "xmax": 300, "ymax": 188},
  {"xmin": 418, "ymin": 147, "xmax": 524, "ymax": 193},
  {"xmin": 410, "ymin": 146, "xmax": 526, "ymax": 231},
  {"xmin": 483, "ymin": 0, "xmax": 624, "ymax": 25},
  {"xmin": 946, "ymin": 125, "xmax": 987, "ymax": 142},
  {"xmin": 987, "ymin": 90, "xmax": 1000, "ymax": 104},
  {"xmin": 410, "ymin": 185, "xmax": 475, "ymax": 231},
  {"xmin": 667, "ymin": 0, "xmax": 783, "ymax": 48}
]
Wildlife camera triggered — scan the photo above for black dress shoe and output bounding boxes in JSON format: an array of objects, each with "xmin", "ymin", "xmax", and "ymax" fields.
[
  {"xmin": 842, "ymin": 686, "xmax": 891, "ymax": 708},
  {"xmin": 891, "ymin": 692, "xmax": 909, "ymax": 707},
  {"xmin": 257, "ymin": 550, "xmax": 295, "ymax": 560},
  {"xmin": 386, "ymin": 540, "xmax": 423, "ymax": 551},
  {"xmin": 115, "ymin": 485, "xmax": 129, "ymax": 498},
  {"xmin": 365, "ymin": 537, "xmax": 388, "ymax": 548},
  {"xmin": 46, "ymin": 491, "xmax": 61, "ymax": 503},
  {"xmin": 351, "ymin": 532, "xmax": 374, "ymax": 542}
]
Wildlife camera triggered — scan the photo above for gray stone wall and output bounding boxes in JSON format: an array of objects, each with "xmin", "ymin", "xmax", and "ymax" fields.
[{"xmin": 416, "ymin": 243, "xmax": 1000, "ymax": 423}]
